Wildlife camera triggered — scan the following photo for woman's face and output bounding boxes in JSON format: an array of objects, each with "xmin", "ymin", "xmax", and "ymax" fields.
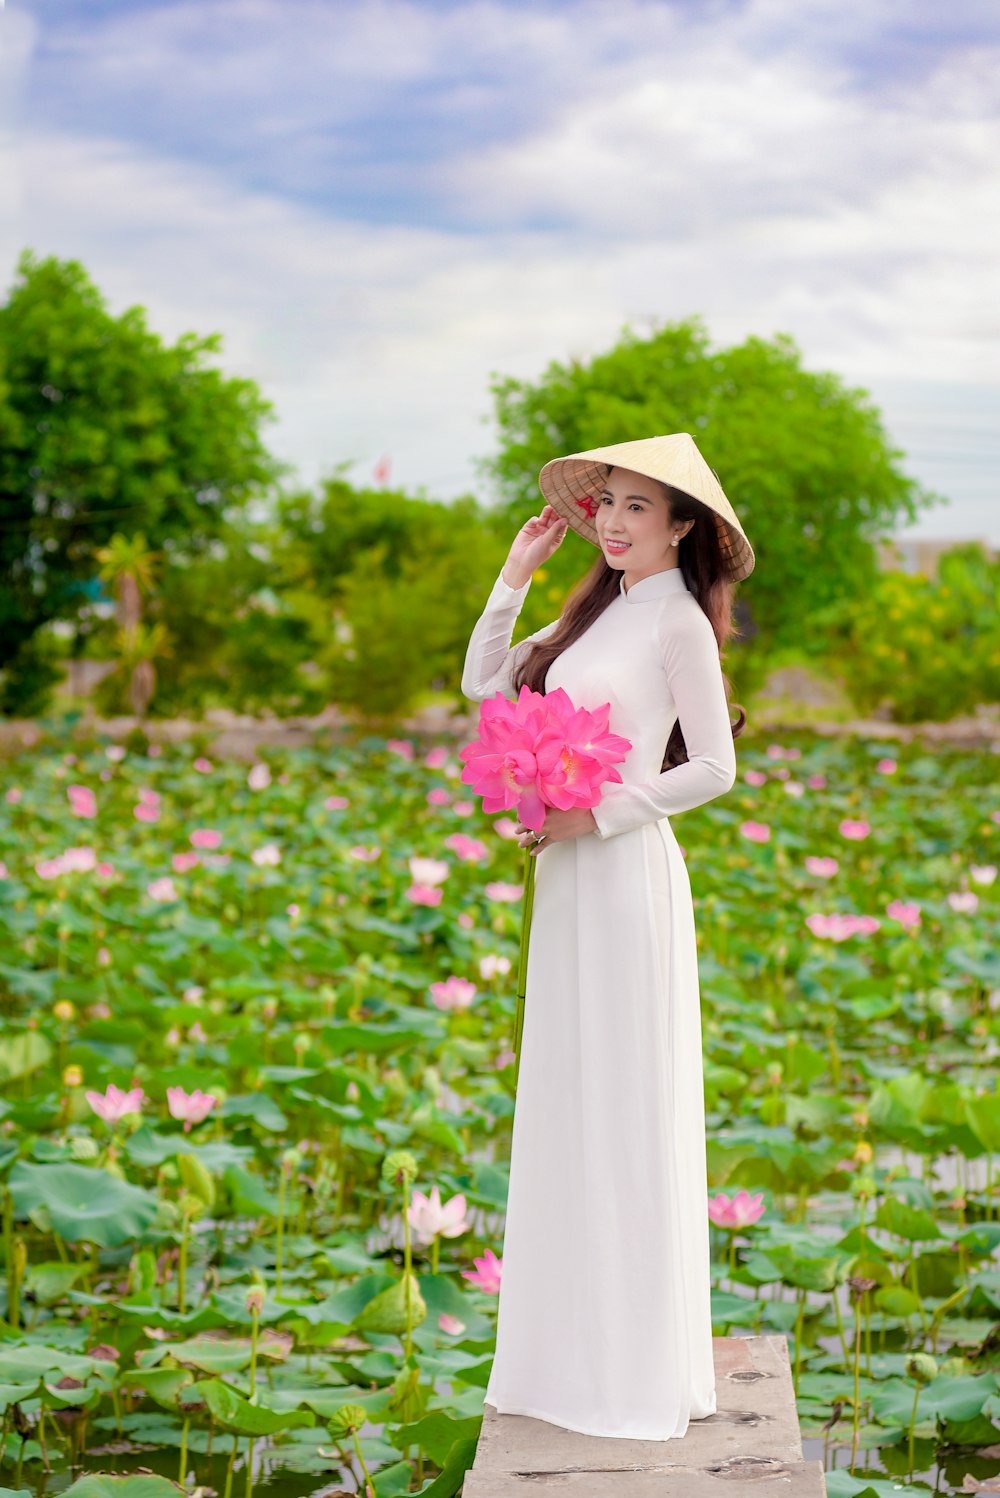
[{"xmin": 595, "ymin": 466, "xmax": 691, "ymax": 579}]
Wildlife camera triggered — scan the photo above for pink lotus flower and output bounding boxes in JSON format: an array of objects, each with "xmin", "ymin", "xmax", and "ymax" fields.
[
  {"xmin": 429, "ymin": 976, "xmax": 477, "ymax": 1011},
  {"xmin": 134, "ymin": 803, "xmax": 159, "ymax": 823},
  {"xmin": 106, "ymin": 745, "xmax": 126, "ymax": 763},
  {"xmin": 453, "ymin": 800, "xmax": 475, "ymax": 816},
  {"xmin": 5, "ymin": 787, "xmax": 22, "ymax": 804},
  {"xmin": 948, "ymin": 891, "xmax": 978, "ymax": 914},
  {"xmin": 784, "ymin": 781, "xmax": 804, "ymax": 798},
  {"xmin": 427, "ymin": 788, "xmax": 452, "ymax": 806},
  {"xmin": 805, "ymin": 856, "xmax": 839, "ymax": 878},
  {"xmin": 740, "ymin": 821, "xmax": 771, "ymax": 843},
  {"xmin": 806, "ymin": 912, "xmax": 881, "ymax": 941},
  {"xmin": 970, "ymin": 865, "xmax": 996, "ymax": 886},
  {"xmin": 147, "ymin": 877, "xmax": 178, "ymax": 902},
  {"xmin": 493, "ymin": 817, "xmax": 519, "ymax": 839},
  {"xmin": 193, "ymin": 757, "xmax": 214, "ymax": 773},
  {"xmin": 839, "ymin": 819, "xmax": 870, "ymax": 840},
  {"xmin": 438, "ymin": 1311, "xmax": 466, "ymax": 1335},
  {"xmin": 494, "ymin": 1047, "xmax": 517, "ymax": 1068},
  {"xmin": 479, "ymin": 954, "xmax": 511, "ymax": 980},
  {"xmin": 68, "ymin": 785, "xmax": 97, "ymax": 818},
  {"xmin": 36, "ymin": 847, "xmax": 98, "ymax": 879},
  {"xmin": 387, "ymin": 738, "xmax": 414, "ymax": 760},
  {"xmin": 407, "ymin": 1184, "xmax": 470, "ymax": 1241},
  {"xmin": 708, "ymin": 1189, "xmax": 766, "ymax": 1229},
  {"xmin": 445, "ymin": 833, "xmax": 490, "ymax": 863},
  {"xmin": 166, "ymin": 1086, "xmax": 217, "ymax": 1131},
  {"xmin": 407, "ymin": 883, "xmax": 443, "ymax": 906},
  {"xmin": 458, "ymin": 912, "xmax": 474, "ymax": 929},
  {"xmin": 459, "ymin": 685, "xmax": 631, "ymax": 832},
  {"xmin": 247, "ymin": 763, "xmax": 271, "ymax": 790},
  {"xmin": 876, "ymin": 758, "xmax": 897, "ymax": 774},
  {"xmin": 251, "ymin": 844, "xmax": 282, "ymax": 866},
  {"xmin": 172, "ymin": 851, "xmax": 200, "ymax": 873},
  {"xmin": 324, "ymin": 795, "xmax": 349, "ymax": 811},
  {"xmin": 349, "ymin": 845, "xmax": 381, "ymax": 862},
  {"xmin": 744, "ymin": 770, "xmax": 768, "ymax": 787},
  {"xmin": 86, "ymin": 1083, "xmax": 145, "ymax": 1123},
  {"xmin": 424, "ymin": 746, "xmax": 449, "ymax": 769},
  {"xmin": 807, "ymin": 774, "xmax": 826, "ymax": 788},
  {"xmin": 190, "ymin": 829, "xmax": 222, "ymax": 850},
  {"xmin": 462, "ymin": 1247, "xmax": 502, "ymax": 1293},
  {"xmin": 886, "ymin": 899, "xmax": 921, "ymax": 930},
  {"xmin": 484, "ymin": 881, "xmax": 522, "ymax": 902},
  {"xmin": 409, "ymin": 857, "xmax": 449, "ymax": 886},
  {"xmin": 97, "ymin": 947, "xmax": 112, "ymax": 966},
  {"xmin": 138, "ymin": 788, "xmax": 160, "ymax": 806}
]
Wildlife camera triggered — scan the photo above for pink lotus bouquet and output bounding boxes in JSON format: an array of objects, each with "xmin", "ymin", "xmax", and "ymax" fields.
[{"xmin": 459, "ymin": 684, "xmax": 631, "ymax": 1082}]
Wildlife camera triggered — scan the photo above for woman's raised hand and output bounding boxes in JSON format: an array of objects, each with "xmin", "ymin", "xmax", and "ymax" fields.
[{"xmin": 502, "ymin": 506, "xmax": 569, "ymax": 589}]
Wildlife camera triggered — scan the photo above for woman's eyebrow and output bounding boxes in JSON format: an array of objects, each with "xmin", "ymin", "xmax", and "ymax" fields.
[{"xmin": 599, "ymin": 488, "xmax": 653, "ymax": 504}]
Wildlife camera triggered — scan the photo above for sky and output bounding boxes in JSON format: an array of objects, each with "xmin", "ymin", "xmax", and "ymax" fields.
[{"xmin": 1, "ymin": 0, "xmax": 998, "ymax": 543}]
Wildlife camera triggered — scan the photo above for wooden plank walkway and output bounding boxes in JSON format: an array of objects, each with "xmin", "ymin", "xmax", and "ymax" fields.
[{"xmin": 465, "ymin": 1334, "xmax": 826, "ymax": 1496}]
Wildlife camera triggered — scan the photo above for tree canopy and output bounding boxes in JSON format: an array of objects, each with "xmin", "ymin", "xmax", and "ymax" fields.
[
  {"xmin": 481, "ymin": 317, "xmax": 946, "ymax": 654},
  {"xmin": 0, "ymin": 251, "xmax": 280, "ymax": 708}
]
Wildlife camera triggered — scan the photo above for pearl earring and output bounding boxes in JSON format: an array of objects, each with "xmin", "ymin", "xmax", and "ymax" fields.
[{"xmin": 671, "ymin": 538, "xmax": 679, "ymax": 547}]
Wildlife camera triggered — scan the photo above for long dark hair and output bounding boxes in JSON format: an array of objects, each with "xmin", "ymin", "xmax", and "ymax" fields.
[{"xmin": 513, "ymin": 473, "xmax": 748, "ymax": 772}]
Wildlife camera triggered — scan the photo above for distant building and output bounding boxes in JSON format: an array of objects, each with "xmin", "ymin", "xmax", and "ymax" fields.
[{"xmin": 876, "ymin": 537, "xmax": 995, "ymax": 578}]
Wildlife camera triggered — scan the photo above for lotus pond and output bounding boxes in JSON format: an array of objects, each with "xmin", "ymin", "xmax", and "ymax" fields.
[{"xmin": 0, "ymin": 723, "xmax": 997, "ymax": 1498}]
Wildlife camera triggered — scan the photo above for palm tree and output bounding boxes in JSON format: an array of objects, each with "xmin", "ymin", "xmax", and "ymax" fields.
[{"xmin": 94, "ymin": 533, "xmax": 171, "ymax": 717}]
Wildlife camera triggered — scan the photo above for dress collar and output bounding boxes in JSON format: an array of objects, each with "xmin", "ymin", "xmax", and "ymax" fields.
[{"xmin": 618, "ymin": 567, "xmax": 690, "ymax": 604}]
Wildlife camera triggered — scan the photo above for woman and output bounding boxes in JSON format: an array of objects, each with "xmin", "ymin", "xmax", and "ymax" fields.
[{"xmin": 461, "ymin": 433, "xmax": 754, "ymax": 1441}]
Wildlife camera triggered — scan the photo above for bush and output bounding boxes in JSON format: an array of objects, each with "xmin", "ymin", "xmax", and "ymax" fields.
[{"xmin": 812, "ymin": 543, "xmax": 999, "ymax": 722}]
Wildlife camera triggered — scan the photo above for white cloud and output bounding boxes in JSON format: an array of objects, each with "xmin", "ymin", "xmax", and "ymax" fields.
[{"xmin": 0, "ymin": 0, "xmax": 996, "ymax": 539}]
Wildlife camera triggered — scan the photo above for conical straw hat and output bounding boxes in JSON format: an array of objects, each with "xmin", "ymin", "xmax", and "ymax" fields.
[{"xmin": 538, "ymin": 432, "xmax": 754, "ymax": 582}]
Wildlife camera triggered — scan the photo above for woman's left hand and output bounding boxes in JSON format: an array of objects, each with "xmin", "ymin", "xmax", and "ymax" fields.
[{"xmin": 515, "ymin": 806, "xmax": 598, "ymax": 855}]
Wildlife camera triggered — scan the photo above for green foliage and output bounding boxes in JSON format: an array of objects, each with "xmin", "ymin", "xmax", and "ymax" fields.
[
  {"xmin": 482, "ymin": 317, "xmax": 944, "ymax": 658},
  {"xmin": 0, "ymin": 250, "xmax": 280, "ymax": 712},
  {"xmin": 261, "ymin": 478, "xmax": 510, "ymax": 718},
  {"xmin": 811, "ymin": 543, "xmax": 1000, "ymax": 721}
]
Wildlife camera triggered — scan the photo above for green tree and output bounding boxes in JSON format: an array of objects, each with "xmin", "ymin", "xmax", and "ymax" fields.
[
  {"xmin": 0, "ymin": 250, "xmax": 281, "ymax": 713},
  {"xmin": 482, "ymin": 318, "xmax": 946, "ymax": 666}
]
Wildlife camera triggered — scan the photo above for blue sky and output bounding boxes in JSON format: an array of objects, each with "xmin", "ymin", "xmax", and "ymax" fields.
[{"xmin": 2, "ymin": 0, "xmax": 998, "ymax": 540}]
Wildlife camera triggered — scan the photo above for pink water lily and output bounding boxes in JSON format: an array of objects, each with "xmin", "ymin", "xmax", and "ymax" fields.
[
  {"xmin": 427, "ymin": 788, "xmax": 451, "ymax": 806},
  {"xmin": 462, "ymin": 1247, "xmax": 502, "ymax": 1293},
  {"xmin": 708, "ymin": 1189, "xmax": 766, "ymax": 1229},
  {"xmin": 324, "ymin": 794, "xmax": 349, "ymax": 811},
  {"xmin": 479, "ymin": 954, "xmax": 511, "ymax": 980},
  {"xmin": 429, "ymin": 976, "xmax": 477, "ymax": 1011},
  {"xmin": 484, "ymin": 881, "xmax": 522, "ymax": 902},
  {"xmin": 68, "ymin": 785, "xmax": 97, "ymax": 818},
  {"xmin": 86, "ymin": 1083, "xmax": 145, "ymax": 1123},
  {"xmin": 424, "ymin": 746, "xmax": 449, "ymax": 769},
  {"xmin": 409, "ymin": 857, "xmax": 449, "ymax": 886},
  {"xmin": 806, "ymin": 912, "xmax": 881, "ymax": 940},
  {"xmin": 805, "ymin": 856, "xmax": 839, "ymax": 878},
  {"xmin": 193, "ymin": 756, "xmax": 214, "ymax": 773},
  {"xmin": 460, "ymin": 685, "xmax": 630, "ymax": 832},
  {"xmin": 438, "ymin": 1311, "xmax": 466, "ymax": 1335},
  {"xmin": 970, "ymin": 865, "xmax": 996, "ymax": 885},
  {"xmin": 166, "ymin": 1086, "xmax": 217, "ymax": 1131},
  {"xmin": 876, "ymin": 758, "xmax": 897, "ymax": 774},
  {"xmin": 744, "ymin": 770, "xmax": 768, "ymax": 786},
  {"xmin": 190, "ymin": 829, "xmax": 222, "ymax": 850},
  {"xmin": 387, "ymin": 738, "xmax": 414, "ymax": 759},
  {"xmin": 740, "ymin": 820, "xmax": 771, "ymax": 842},
  {"xmin": 886, "ymin": 899, "xmax": 921, "ymax": 930},
  {"xmin": 407, "ymin": 1184, "xmax": 470, "ymax": 1241},
  {"xmin": 407, "ymin": 883, "xmax": 443, "ymax": 906},
  {"xmin": 839, "ymin": 818, "xmax": 870, "ymax": 840},
  {"xmin": 948, "ymin": 891, "xmax": 978, "ymax": 913},
  {"xmin": 445, "ymin": 833, "xmax": 489, "ymax": 862}
]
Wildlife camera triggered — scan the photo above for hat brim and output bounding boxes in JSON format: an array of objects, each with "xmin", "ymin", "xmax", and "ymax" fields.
[{"xmin": 537, "ymin": 440, "xmax": 755, "ymax": 583}]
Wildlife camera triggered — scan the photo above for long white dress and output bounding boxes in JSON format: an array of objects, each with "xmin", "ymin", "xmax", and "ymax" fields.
[{"xmin": 461, "ymin": 562, "xmax": 737, "ymax": 1441}]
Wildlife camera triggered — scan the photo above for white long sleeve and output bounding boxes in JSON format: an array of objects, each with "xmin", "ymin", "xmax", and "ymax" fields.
[
  {"xmin": 462, "ymin": 570, "xmax": 561, "ymax": 702},
  {"xmin": 591, "ymin": 604, "xmax": 737, "ymax": 840}
]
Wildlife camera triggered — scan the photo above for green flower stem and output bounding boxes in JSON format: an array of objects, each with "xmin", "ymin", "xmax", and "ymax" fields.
[
  {"xmin": 513, "ymin": 847, "xmax": 537, "ymax": 1087},
  {"xmin": 178, "ymin": 1207, "xmax": 190, "ymax": 1314},
  {"xmin": 431, "ymin": 1234, "xmax": 440, "ymax": 1274},
  {"xmin": 907, "ymin": 1380, "xmax": 920, "ymax": 1481},
  {"xmin": 402, "ymin": 1174, "xmax": 413, "ymax": 1358},
  {"xmin": 244, "ymin": 1435, "xmax": 253, "ymax": 1498},
  {"xmin": 850, "ymin": 1300, "xmax": 862, "ymax": 1468},
  {"xmin": 179, "ymin": 1415, "xmax": 189, "ymax": 1488},
  {"xmin": 223, "ymin": 1432, "xmax": 238, "ymax": 1498},
  {"xmin": 275, "ymin": 1170, "xmax": 287, "ymax": 1296},
  {"xmin": 249, "ymin": 1303, "xmax": 260, "ymax": 1399},
  {"xmin": 352, "ymin": 1429, "xmax": 375, "ymax": 1498}
]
